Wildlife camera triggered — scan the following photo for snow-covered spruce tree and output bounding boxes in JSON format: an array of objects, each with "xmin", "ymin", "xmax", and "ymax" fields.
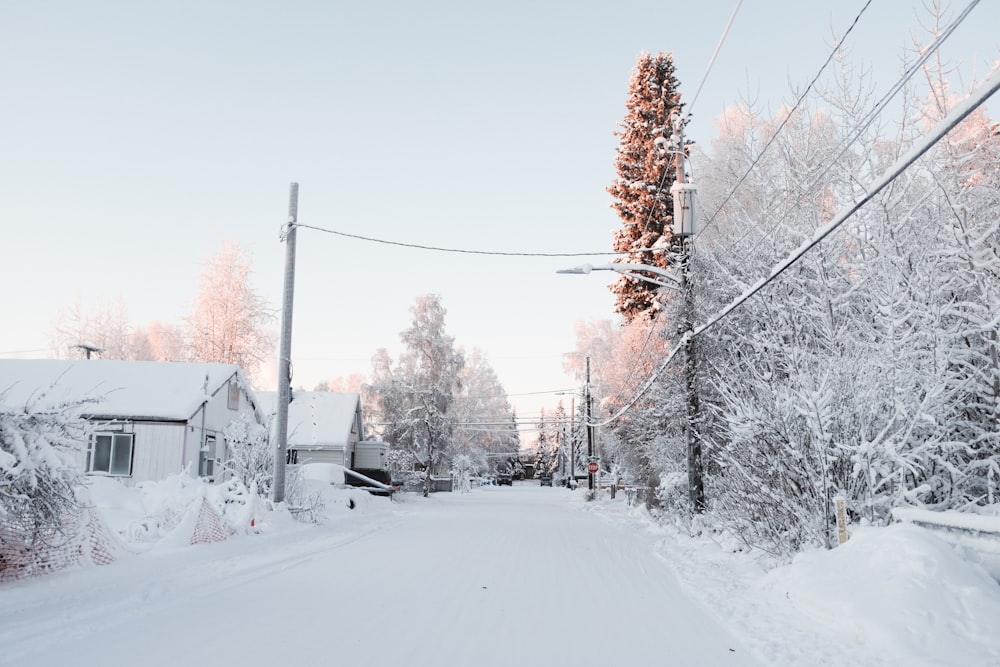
[
  {"xmin": 608, "ymin": 52, "xmax": 685, "ymax": 323},
  {"xmin": 370, "ymin": 295, "xmax": 464, "ymax": 497},
  {"xmin": 1, "ymin": 390, "xmax": 91, "ymax": 576}
]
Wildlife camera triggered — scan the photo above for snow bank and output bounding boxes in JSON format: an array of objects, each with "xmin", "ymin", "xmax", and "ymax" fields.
[
  {"xmin": 892, "ymin": 507, "xmax": 1000, "ymax": 582},
  {"xmin": 296, "ymin": 461, "xmax": 346, "ymax": 485},
  {"xmin": 585, "ymin": 493, "xmax": 1000, "ymax": 666},
  {"xmin": 85, "ymin": 463, "xmax": 387, "ymax": 552},
  {"xmin": 893, "ymin": 506, "xmax": 1000, "ymax": 534},
  {"xmin": 759, "ymin": 523, "xmax": 1000, "ymax": 666}
]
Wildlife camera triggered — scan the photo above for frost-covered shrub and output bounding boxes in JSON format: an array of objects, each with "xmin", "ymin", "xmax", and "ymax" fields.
[
  {"xmin": 0, "ymin": 389, "xmax": 92, "ymax": 575},
  {"xmin": 283, "ymin": 466, "xmax": 325, "ymax": 524},
  {"xmin": 655, "ymin": 471, "xmax": 691, "ymax": 516},
  {"xmin": 223, "ymin": 411, "xmax": 273, "ymax": 498}
]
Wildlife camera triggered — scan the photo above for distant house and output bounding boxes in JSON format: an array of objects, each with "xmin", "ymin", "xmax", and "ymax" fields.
[
  {"xmin": 256, "ymin": 391, "xmax": 384, "ymax": 470},
  {"xmin": 0, "ymin": 359, "xmax": 262, "ymax": 485}
]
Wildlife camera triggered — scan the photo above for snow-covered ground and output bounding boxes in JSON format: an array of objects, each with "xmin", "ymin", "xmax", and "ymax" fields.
[{"xmin": 1, "ymin": 471, "xmax": 998, "ymax": 667}]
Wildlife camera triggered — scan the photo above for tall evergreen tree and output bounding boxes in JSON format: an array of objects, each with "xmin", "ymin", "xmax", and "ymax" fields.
[{"xmin": 608, "ymin": 52, "xmax": 685, "ymax": 323}]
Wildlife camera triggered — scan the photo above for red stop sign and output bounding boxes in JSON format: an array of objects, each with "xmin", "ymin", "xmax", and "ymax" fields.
[{"xmin": 587, "ymin": 461, "xmax": 599, "ymax": 474}]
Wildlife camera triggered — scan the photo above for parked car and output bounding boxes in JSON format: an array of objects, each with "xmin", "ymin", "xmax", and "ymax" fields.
[
  {"xmin": 497, "ymin": 473, "xmax": 513, "ymax": 486},
  {"xmin": 539, "ymin": 474, "xmax": 553, "ymax": 487}
]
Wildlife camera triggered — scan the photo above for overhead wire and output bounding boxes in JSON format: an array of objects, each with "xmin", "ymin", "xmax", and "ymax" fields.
[
  {"xmin": 289, "ymin": 4, "xmax": 987, "ymax": 434},
  {"xmin": 597, "ymin": 0, "xmax": 743, "ymax": 412},
  {"xmin": 588, "ymin": 65, "xmax": 1000, "ymax": 428},
  {"xmin": 287, "ymin": 5, "xmax": 747, "ymax": 272},
  {"xmin": 697, "ymin": 0, "xmax": 874, "ymax": 241},
  {"xmin": 732, "ymin": 0, "xmax": 981, "ymax": 257},
  {"xmin": 0, "ymin": 348, "xmax": 51, "ymax": 356},
  {"xmin": 598, "ymin": 315, "xmax": 667, "ymax": 418},
  {"xmin": 295, "ymin": 223, "xmax": 627, "ymax": 258},
  {"xmin": 688, "ymin": 0, "xmax": 743, "ymax": 114}
]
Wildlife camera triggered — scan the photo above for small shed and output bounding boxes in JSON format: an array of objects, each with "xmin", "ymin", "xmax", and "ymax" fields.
[
  {"xmin": 0, "ymin": 359, "xmax": 262, "ymax": 485},
  {"xmin": 257, "ymin": 391, "xmax": 364, "ymax": 468}
]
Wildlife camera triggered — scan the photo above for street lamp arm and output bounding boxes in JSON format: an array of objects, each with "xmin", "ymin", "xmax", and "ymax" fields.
[{"xmin": 556, "ymin": 262, "xmax": 681, "ymax": 291}]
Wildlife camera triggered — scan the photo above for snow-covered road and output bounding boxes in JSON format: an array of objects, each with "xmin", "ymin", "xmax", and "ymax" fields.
[{"xmin": 0, "ymin": 483, "xmax": 758, "ymax": 667}]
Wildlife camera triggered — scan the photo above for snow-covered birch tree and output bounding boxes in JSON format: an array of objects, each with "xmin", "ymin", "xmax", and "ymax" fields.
[
  {"xmin": 451, "ymin": 348, "xmax": 518, "ymax": 474},
  {"xmin": 369, "ymin": 295, "xmax": 464, "ymax": 497},
  {"xmin": 184, "ymin": 241, "xmax": 275, "ymax": 384}
]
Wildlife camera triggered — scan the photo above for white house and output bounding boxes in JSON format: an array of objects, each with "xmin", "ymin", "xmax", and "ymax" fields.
[
  {"xmin": 256, "ymin": 391, "xmax": 382, "ymax": 469},
  {"xmin": 0, "ymin": 359, "xmax": 262, "ymax": 484}
]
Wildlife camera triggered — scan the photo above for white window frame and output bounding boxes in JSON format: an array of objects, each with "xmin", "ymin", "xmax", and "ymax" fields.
[{"xmin": 87, "ymin": 432, "xmax": 135, "ymax": 476}]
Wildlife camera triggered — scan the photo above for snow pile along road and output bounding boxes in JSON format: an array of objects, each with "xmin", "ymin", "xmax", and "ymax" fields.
[
  {"xmin": 1, "ymin": 475, "xmax": 999, "ymax": 667},
  {"xmin": 588, "ymin": 494, "xmax": 1000, "ymax": 667}
]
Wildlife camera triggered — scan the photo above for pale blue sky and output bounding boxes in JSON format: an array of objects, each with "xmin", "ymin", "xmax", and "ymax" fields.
[{"xmin": 2, "ymin": 1, "xmax": 997, "ymax": 424}]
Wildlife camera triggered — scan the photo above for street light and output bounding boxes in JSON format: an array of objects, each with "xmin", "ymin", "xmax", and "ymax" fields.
[
  {"xmin": 555, "ymin": 114, "xmax": 705, "ymax": 511},
  {"xmin": 556, "ymin": 264, "xmax": 705, "ymax": 504},
  {"xmin": 556, "ymin": 263, "xmax": 681, "ymax": 291},
  {"xmin": 555, "ymin": 259, "xmax": 703, "ymax": 510}
]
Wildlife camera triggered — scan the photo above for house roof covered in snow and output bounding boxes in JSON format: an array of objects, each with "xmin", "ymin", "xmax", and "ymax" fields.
[
  {"xmin": 0, "ymin": 359, "xmax": 248, "ymax": 422},
  {"xmin": 256, "ymin": 391, "xmax": 361, "ymax": 448}
]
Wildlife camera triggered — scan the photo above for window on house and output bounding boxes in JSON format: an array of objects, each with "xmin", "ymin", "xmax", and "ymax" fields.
[
  {"xmin": 227, "ymin": 381, "xmax": 240, "ymax": 410},
  {"xmin": 87, "ymin": 433, "xmax": 134, "ymax": 476}
]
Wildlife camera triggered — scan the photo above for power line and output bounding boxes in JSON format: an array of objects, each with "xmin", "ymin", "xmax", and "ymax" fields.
[
  {"xmin": 0, "ymin": 348, "xmax": 50, "ymax": 356},
  {"xmin": 601, "ymin": 316, "xmax": 666, "ymax": 414},
  {"xmin": 729, "ymin": 0, "xmax": 981, "ymax": 256},
  {"xmin": 698, "ymin": 67, "xmax": 1000, "ymax": 338},
  {"xmin": 698, "ymin": 0, "xmax": 874, "ymax": 239},
  {"xmin": 294, "ymin": 223, "xmax": 626, "ymax": 258},
  {"xmin": 590, "ymin": 333, "xmax": 687, "ymax": 428},
  {"xmin": 688, "ymin": 0, "xmax": 743, "ymax": 115},
  {"xmin": 591, "ymin": 3, "xmax": 743, "ymax": 408},
  {"xmin": 589, "ymin": 65, "xmax": 1000, "ymax": 428},
  {"xmin": 505, "ymin": 387, "xmax": 577, "ymax": 397}
]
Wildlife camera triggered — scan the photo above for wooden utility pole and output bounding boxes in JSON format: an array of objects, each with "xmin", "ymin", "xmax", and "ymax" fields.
[
  {"xmin": 671, "ymin": 116, "xmax": 705, "ymax": 512},
  {"xmin": 272, "ymin": 182, "xmax": 299, "ymax": 504},
  {"xmin": 569, "ymin": 395, "xmax": 575, "ymax": 486},
  {"xmin": 585, "ymin": 356, "xmax": 595, "ymax": 493}
]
